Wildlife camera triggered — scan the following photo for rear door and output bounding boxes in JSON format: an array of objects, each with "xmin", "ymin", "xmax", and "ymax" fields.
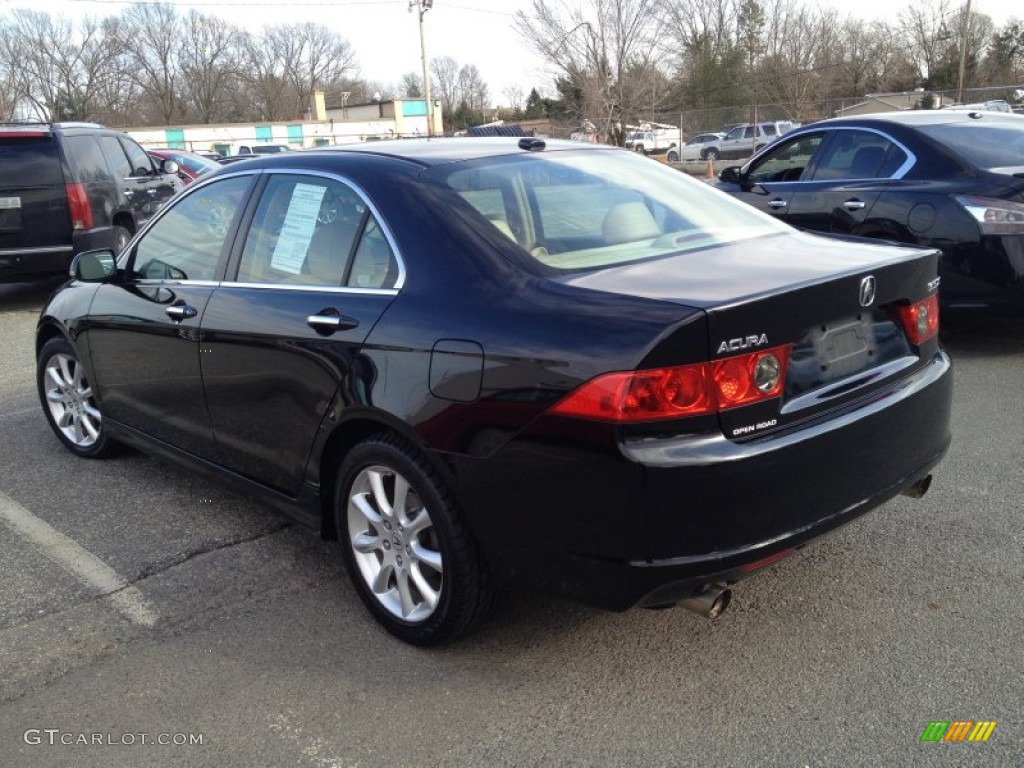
[
  {"xmin": 0, "ymin": 126, "xmax": 71, "ymax": 272},
  {"xmin": 200, "ymin": 171, "xmax": 401, "ymax": 496}
]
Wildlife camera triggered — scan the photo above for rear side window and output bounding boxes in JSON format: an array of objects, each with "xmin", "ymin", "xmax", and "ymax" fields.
[
  {"xmin": 237, "ymin": 174, "xmax": 398, "ymax": 289},
  {"xmin": 64, "ymin": 135, "xmax": 113, "ymax": 183},
  {"xmin": 917, "ymin": 122, "xmax": 1024, "ymax": 169},
  {"xmin": 0, "ymin": 136, "xmax": 64, "ymax": 187}
]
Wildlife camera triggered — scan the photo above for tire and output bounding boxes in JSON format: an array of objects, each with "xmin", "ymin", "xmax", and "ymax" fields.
[
  {"xmin": 334, "ymin": 434, "xmax": 496, "ymax": 645},
  {"xmin": 704, "ymin": 148, "xmax": 719, "ymax": 161},
  {"xmin": 37, "ymin": 337, "xmax": 118, "ymax": 458},
  {"xmin": 112, "ymin": 225, "xmax": 131, "ymax": 255},
  {"xmin": 666, "ymin": 150, "xmax": 679, "ymax": 162}
]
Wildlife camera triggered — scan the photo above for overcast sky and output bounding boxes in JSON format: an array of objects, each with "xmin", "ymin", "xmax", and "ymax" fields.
[{"xmin": 21, "ymin": 0, "xmax": 1019, "ymax": 108}]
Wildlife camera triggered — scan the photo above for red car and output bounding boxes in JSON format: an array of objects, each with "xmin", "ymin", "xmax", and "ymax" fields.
[{"xmin": 147, "ymin": 148, "xmax": 221, "ymax": 185}]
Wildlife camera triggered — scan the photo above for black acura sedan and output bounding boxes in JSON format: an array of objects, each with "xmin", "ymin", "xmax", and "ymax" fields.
[
  {"xmin": 37, "ymin": 138, "xmax": 952, "ymax": 644},
  {"xmin": 716, "ymin": 110, "xmax": 1024, "ymax": 314}
]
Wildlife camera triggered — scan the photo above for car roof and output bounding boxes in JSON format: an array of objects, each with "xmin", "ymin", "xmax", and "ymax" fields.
[
  {"xmin": 811, "ymin": 109, "xmax": 1024, "ymax": 129},
  {"xmin": 303, "ymin": 137, "xmax": 613, "ymax": 167}
]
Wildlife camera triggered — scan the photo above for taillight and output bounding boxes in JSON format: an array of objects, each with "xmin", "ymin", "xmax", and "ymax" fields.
[
  {"xmin": 550, "ymin": 345, "xmax": 791, "ymax": 422},
  {"xmin": 65, "ymin": 183, "xmax": 94, "ymax": 230},
  {"xmin": 896, "ymin": 294, "xmax": 939, "ymax": 345},
  {"xmin": 954, "ymin": 195, "xmax": 1024, "ymax": 235}
]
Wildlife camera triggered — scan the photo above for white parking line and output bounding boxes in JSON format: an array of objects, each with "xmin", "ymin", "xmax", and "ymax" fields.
[{"xmin": 0, "ymin": 491, "xmax": 158, "ymax": 627}]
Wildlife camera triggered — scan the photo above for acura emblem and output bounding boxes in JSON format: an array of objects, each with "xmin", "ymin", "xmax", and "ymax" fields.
[{"xmin": 859, "ymin": 275, "xmax": 876, "ymax": 307}]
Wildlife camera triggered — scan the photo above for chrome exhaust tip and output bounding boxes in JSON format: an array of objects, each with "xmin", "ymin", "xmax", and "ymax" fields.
[
  {"xmin": 901, "ymin": 474, "xmax": 933, "ymax": 499},
  {"xmin": 680, "ymin": 583, "xmax": 731, "ymax": 619}
]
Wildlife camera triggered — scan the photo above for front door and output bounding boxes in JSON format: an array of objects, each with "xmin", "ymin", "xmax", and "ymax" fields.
[{"xmin": 85, "ymin": 174, "xmax": 256, "ymax": 457}]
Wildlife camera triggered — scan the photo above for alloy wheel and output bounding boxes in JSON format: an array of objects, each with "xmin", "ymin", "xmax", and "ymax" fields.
[
  {"xmin": 347, "ymin": 464, "xmax": 443, "ymax": 623},
  {"xmin": 43, "ymin": 352, "xmax": 101, "ymax": 448}
]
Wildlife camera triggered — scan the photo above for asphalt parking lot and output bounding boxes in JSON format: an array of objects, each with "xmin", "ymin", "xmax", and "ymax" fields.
[{"xmin": 1, "ymin": 277, "xmax": 1021, "ymax": 767}]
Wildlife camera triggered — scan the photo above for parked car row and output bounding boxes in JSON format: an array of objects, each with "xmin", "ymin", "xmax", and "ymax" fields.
[{"xmin": 715, "ymin": 109, "xmax": 1024, "ymax": 314}]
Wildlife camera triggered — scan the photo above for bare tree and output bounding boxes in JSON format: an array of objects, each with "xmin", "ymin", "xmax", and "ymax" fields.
[
  {"xmin": 399, "ymin": 72, "xmax": 422, "ymax": 98},
  {"xmin": 264, "ymin": 23, "xmax": 358, "ymax": 119},
  {"xmin": 0, "ymin": 10, "xmax": 125, "ymax": 121},
  {"xmin": 117, "ymin": 3, "xmax": 182, "ymax": 125},
  {"xmin": 503, "ymin": 84, "xmax": 525, "ymax": 111},
  {"xmin": 898, "ymin": 0, "xmax": 956, "ymax": 87},
  {"xmin": 178, "ymin": 11, "xmax": 243, "ymax": 124},
  {"xmin": 238, "ymin": 29, "xmax": 292, "ymax": 121},
  {"xmin": 515, "ymin": 0, "xmax": 665, "ymax": 144},
  {"xmin": 430, "ymin": 56, "xmax": 459, "ymax": 118},
  {"xmin": 457, "ymin": 63, "xmax": 489, "ymax": 111}
]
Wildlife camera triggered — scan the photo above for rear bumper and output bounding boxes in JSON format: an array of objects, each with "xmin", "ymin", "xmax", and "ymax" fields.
[
  {"xmin": 456, "ymin": 350, "xmax": 953, "ymax": 610},
  {"xmin": 0, "ymin": 245, "xmax": 72, "ymax": 280},
  {"xmin": 0, "ymin": 227, "xmax": 115, "ymax": 281}
]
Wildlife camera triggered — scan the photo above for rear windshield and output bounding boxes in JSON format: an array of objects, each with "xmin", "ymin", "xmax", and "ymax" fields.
[
  {"xmin": 0, "ymin": 135, "xmax": 64, "ymax": 187},
  {"xmin": 167, "ymin": 152, "xmax": 219, "ymax": 175},
  {"xmin": 917, "ymin": 120, "xmax": 1024, "ymax": 169},
  {"xmin": 426, "ymin": 148, "xmax": 788, "ymax": 273}
]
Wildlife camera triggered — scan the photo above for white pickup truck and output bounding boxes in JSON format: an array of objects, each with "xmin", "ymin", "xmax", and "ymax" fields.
[{"xmin": 624, "ymin": 125, "xmax": 682, "ymax": 156}]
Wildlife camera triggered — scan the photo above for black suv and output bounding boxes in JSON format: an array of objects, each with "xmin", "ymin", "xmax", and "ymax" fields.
[{"xmin": 0, "ymin": 122, "xmax": 181, "ymax": 281}]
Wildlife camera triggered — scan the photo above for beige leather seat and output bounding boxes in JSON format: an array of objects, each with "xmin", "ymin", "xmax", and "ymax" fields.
[{"xmin": 602, "ymin": 201, "xmax": 660, "ymax": 245}]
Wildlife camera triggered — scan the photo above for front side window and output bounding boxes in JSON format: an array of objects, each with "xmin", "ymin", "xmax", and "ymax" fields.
[
  {"xmin": 99, "ymin": 136, "xmax": 132, "ymax": 179},
  {"xmin": 121, "ymin": 137, "xmax": 156, "ymax": 177},
  {"xmin": 130, "ymin": 175, "xmax": 253, "ymax": 281},
  {"xmin": 433, "ymin": 149, "xmax": 789, "ymax": 272},
  {"xmin": 747, "ymin": 134, "xmax": 825, "ymax": 184},
  {"xmin": 237, "ymin": 174, "xmax": 397, "ymax": 288}
]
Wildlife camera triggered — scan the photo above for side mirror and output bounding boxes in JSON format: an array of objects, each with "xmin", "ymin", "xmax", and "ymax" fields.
[
  {"xmin": 718, "ymin": 166, "xmax": 741, "ymax": 184},
  {"xmin": 71, "ymin": 249, "xmax": 117, "ymax": 282},
  {"xmin": 161, "ymin": 159, "xmax": 180, "ymax": 175}
]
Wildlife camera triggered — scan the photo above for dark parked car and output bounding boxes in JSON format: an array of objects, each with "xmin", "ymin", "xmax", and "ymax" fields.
[
  {"xmin": 716, "ymin": 110, "xmax": 1024, "ymax": 313},
  {"xmin": 0, "ymin": 122, "xmax": 180, "ymax": 281},
  {"xmin": 36, "ymin": 139, "xmax": 952, "ymax": 644},
  {"xmin": 147, "ymin": 148, "xmax": 221, "ymax": 184}
]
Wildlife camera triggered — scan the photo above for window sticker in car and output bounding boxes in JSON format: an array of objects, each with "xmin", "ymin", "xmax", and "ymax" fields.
[{"xmin": 271, "ymin": 183, "xmax": 327, "ymax": 275}]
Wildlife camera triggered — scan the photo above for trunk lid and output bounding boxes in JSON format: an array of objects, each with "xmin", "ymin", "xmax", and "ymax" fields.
[{"xmin": 561, "ymin": 230, "xmax": 941, "ymax": 438}]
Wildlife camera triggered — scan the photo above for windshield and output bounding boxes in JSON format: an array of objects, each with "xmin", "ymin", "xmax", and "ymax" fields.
[
  {"xmin": 917, "ymin": 120, "xmax": 1024, "ymax": 169},
  {"xmin": 428, "ymin": 148, "xmax": 789, "ymax": 273}
]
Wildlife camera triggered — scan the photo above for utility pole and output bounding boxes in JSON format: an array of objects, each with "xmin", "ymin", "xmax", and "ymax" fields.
[
  {"xmin": 411, "ymin": 0, "xmax": 434, "ymax": 137},
  {"xmin": 957, "ymin": 0, "xmax": 973, "ymax": 104}
]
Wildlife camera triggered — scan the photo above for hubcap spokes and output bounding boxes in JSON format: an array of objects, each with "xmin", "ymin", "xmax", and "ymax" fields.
[
  {"xmin": 348, "ymin": 465, "xmax": 443, "ymax": 622},
  {"xmin": 44, "ymin": 353, "xmax": 100, "ymax": 447}
]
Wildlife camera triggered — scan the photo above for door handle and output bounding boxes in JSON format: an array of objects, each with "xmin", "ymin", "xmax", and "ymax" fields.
[
  {"xmin": 768, "ymin": 198, "xmax": 788, "ymax": 209},
  {"xmin": 307, "ymin": 312, "xmax": 359, "ymax": 333},
  {"xmin": 843, "ymin": 200, "xmax": 867, "ymax": 211},
  {"xmin": 165, "ymin": 304, "xmax": 198, "ymax": 321}
]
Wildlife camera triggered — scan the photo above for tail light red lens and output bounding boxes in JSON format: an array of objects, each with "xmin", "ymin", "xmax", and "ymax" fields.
[
  {"xmin": 550, "ymin": 345, "xmax": 791, "ymax": 422},
  {"xmin": 65, "ymin": 183, "xmax": 94, "ymax": 231},
  {"xmin": 895, "ymin": 294, "xmax": 939, "ymax": 345}
]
